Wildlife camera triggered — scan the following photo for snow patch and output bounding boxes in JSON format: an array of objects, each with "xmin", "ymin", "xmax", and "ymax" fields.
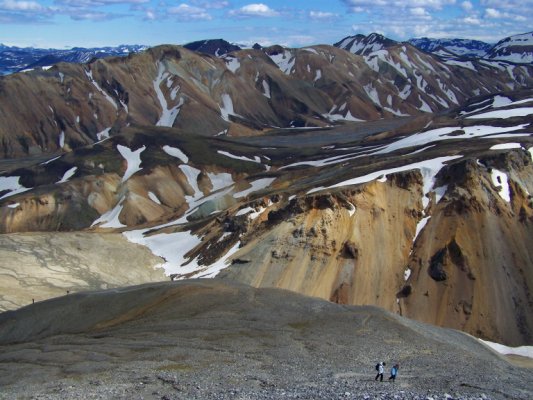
[
  {"xmin": 117, "ymin": 144, "xmax": 145, "ymax": 182},
  {"xmin": 163, "ymin": 145, "xmax": 188, "ymax": 163},
  {"xmin": 491, "ymin": 169, "xmax": 511, "ymax": 202},
  {"xmin": 57, "ymin": 167, "xmax": 77, "ymax": 184},
  {"xmin": 479, "ymin": 339, "xmax": 533, "ymax": 359},
  {"xmin": 148, "ymin": 191, "xmax": 161, "ymax": 205},
  {"xmin": 0, "ymin": 176, "xmax": 31, "ymax": 200},
  {"xmin": 91, "ymin": 196, "xmax": 127, "ymax": 228},
  {"xmin": 233, "ymin": 178, "xmax": 276, "ymax": 198},
  {"xmin": 490, "ymin": 143, "xmax": 522, "ymax": 150}
]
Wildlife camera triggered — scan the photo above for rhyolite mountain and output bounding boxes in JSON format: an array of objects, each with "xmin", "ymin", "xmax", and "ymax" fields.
[
  {"xmin": 0, "ymin": 40, "xmax": 532, "ymax": 159},
  {"xmin": 0, "ymin": 33, "xmax": 533, "ymax": 350}
]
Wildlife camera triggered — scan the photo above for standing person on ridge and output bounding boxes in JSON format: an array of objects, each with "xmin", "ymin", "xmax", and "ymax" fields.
[
  {"xmin": 375, "ymin": 361, "xmax": 386, "ymax": 382},
  {"xmin": 389, "ymin": 363, "xmax": 399, "ymax": 382}
]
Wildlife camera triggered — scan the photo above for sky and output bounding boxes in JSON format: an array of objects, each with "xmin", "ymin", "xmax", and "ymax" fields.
[{"xmin": 0, "ymin": 0, "xmax": 532, "ymax": 49}]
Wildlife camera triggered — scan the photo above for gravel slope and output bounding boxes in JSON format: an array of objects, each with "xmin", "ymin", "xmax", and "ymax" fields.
[{"xmin": 0, "ymin": 279, "xmax": 531, "ymax": 399}]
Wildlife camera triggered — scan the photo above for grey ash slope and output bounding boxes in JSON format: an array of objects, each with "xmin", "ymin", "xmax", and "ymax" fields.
[{"xmin": 0, "ymin": 279, "xmax": 531, "ymax": 400}]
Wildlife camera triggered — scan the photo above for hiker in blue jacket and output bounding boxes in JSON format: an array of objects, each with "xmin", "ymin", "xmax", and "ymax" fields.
[
  {"xmin": 375, "ymin": 361, "xmax": 386, "ymax": 382},
  {"xmin": 388, "ymin": 363, "xmax": 399, "ymax": 382}
]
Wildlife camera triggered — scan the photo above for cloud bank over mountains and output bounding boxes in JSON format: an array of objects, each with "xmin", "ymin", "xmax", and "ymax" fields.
[{"xmin": 0, "ymin": 1, "xmax": 532, "ymax": 48}]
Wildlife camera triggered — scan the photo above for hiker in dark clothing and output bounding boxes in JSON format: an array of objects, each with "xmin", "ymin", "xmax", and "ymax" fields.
[
  {"xmin": 375, "ymin": 361, "xmax": 386, "ymax": 381},
  {"xmin": 389, "ymin": 363, "xmax": 399, "ymax": 382}
]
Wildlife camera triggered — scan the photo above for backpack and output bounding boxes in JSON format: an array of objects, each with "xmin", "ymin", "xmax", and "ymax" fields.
[{"xmin": 375, "ymin": 363, "xmax": 380, "ymax": 371}]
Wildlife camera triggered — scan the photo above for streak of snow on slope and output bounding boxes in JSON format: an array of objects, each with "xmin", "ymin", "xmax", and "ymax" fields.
[
  {"xmin": 415, "ymin": 53, "xmax": 436, "ymax": 73},
  {"xmin": 233, "ymin": 178, "xmax": 276, "ymax": 198},
  {"xmin": 437, "ymin": 79, "xmax": 458, "ymax": 104},
  {"xmin": 374, "ymin": 124, "xmax": 528, "ymax": 154},
  {"xmin": 490, "ymin": 143, "xmax": 522, "ymax": 150},
  {"xmin": 91, "ymin": 196, "xmax": 126, "ymax": 228},
  {"xmin": 262, "ymin": 80, "xmax": 271, "ymax": 98},
  {"xmin": 414, "ymin": 216, "xmax": 430, "ymax": 243},
  {"xmin": 225, "ymin": 57, "xmax": 240, "ymax": 73},
  {"xmin": 314, "ymin": 69, "xmax": 322, "ymax": 82},
  {"xmin": 84, "ymin": 69, "xmax": 118, "ymax": 110},
  {"xmin": 117, "ymin": 144, "xmax": 145, "ymax": 182},
  {"xmin": 399, "ymin": 85, "xmax": 412, "ymax": 100},
  {"xmin": 207, "ymin": 172, "xmax": 234, "ymax": 192},
  {"xmin": 491, "ymin": 168, "xmax": 511, "ymax": 202},
  {"xmin": 364, "ymin": 84, "xmax": 381, "ymax": 106},
  {"xmin": 0, "ymin": 176, "xmax": 31, "ymax": 200},
  {"xmin": 154, "ymin": 63, "xmax": 183, "ymax": 127},
  {"xmin": 444, "ymin": 60, "xmax": 477, "ymax": 71},
  {"xmin": 218, "ymin": 150, "xmax": 261, "ymax": 163},
  {"xmin": 57, "ymin": 167, "xmax": 77, "ymax": 184},
  {"xmin": 418, "ymin": 96, "xmax": 432, "ymax": 113},
  {"xmin": 404, "ymin": 268, "xmax": 412, "ymax": 281},
  {"xmin": 179, "ymin": 165, "xmax": 202, "ymax": 199},
  {"xmin": 124, "ymin": 228, "xmax": 202, "ymax": 273},
  {"xmin": 467, "ymin": 107, "xmax": 533, "ymax": 119},
  {"xmin": 308, "ymin": 156, "xmax": 462, "ymax": 194},
  {"xmin": 148, "ymin": 191, "xmax": 161, "ymax": 204},
  {"xmin": 268, "ymin": 51, "xmax": 295, "ymax": 75},
  {"xmin": 163, "ymin": 145, "xmax": 188, "ymax": 163},
  {"xmin": 97, "ymin": 128, "xmax": 111, "ymax": 141},
  {"xmin": 480, "ymin": 339, "xmax": 533, "ymax": 359},
  {"xmin": 220, "ymin": 94, "xmax": 236, "ymax": 121},
  {"xmin": 59, "ymin": 131, "xmax": 65, "ymax": 148}
]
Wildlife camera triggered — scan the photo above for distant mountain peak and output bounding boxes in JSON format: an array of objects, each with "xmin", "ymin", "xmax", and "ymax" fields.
[
  {"xmin": 408, "ymin": 37, "xmax": 492, "ymax": 58},
  {"xmin": 183, "ymin": 39, "xmax": 241, "ymax": 57},
  {"xmin": 334, "ymin": 32, "xmax": 397, "ymax": 55}
]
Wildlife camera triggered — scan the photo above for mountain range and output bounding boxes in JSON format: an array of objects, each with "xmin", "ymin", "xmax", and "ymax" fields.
[
  {"xmin": 1, "ymin": 31, "xmax": 532, "ymax": 77},
  {"xmin": 0, "ymin": 30, "xmax": 533, "ymax": 358}
]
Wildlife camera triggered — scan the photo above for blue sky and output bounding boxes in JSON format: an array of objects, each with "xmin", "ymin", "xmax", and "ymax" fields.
[{"xmin": 0, "ymin": 0, "xmax": 532, "ymax": 48}]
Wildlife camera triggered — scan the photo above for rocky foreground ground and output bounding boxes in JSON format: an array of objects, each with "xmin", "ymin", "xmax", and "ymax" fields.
[{"xmin": 0, "ymin": 280, "xmax": 531, "ymax": 400}]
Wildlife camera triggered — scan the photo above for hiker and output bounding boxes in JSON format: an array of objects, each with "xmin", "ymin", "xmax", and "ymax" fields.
[
  {"xmin": 375, "ymin": 361, "xmax": 386, "ymax": 382},
  {"xmin": 388, "ymin": 363, "xmax": 399, "ymax": 382}
]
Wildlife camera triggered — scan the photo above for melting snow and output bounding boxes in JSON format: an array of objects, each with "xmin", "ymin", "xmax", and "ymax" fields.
[
  {"xmin": 314, "ymin": 69, "xmax": 322, "ymax": 82},
  {"xmin": 467, "ymin": 107, "xmax": 533, "ymax": 120},
  {"xmin": 491, "ymin": 168, "xmax": 511, "ymax": 202},
  {"xmin": 148, "ymin": 191, "xmax": 161, "ymax": 205},
  {"xmin": 85, "ymin": 69, "xmax": 118, "ymax": 110},
  {"xmin": 154, "ymin": 63, "xmax": 183, "ymax": 127},
  {"xmin": 217, "ymin": 150, "xmax": 261, "ymax": 164},
  {"xmin": 57, "ymin": 167, "xmax": 77, "ymax": 184},
  {"xmin": 404, "ymin": 268, "xmax": 412, "ymax": 281},
  {"xmin": 233, "ymin": 178, "xmax": 276, "ymax": 198},
  {"xmin": 490, "ymin": 143, "xmax": 522, "ymax": 150},
  {"xmin": 269, "ymin": 51, "xmax": 295, "ymax": 75},
  {"xmin": 444, "ymin": 60, "xmax": 477, "ymax": 71},
  {"xmin": 97, "ymin": 127, "xmax": 111, "ymax": 141},
  {"xmin": 220, "ymin": 94, "xmax": 237, "ymax": 121},
  {"xmin": 179, "ymin": 165, "xmax": 202, "ymax": 199},
  {"xmin": 308, "ymin": 156, "xmax": 462, "ymax": 194},
  {"xmin": 163, "ymin": 145, "xmax": 188, "ymax": 163},
  {"xmin": 225, "ymin": 57, "xmax": 240, "ymax": 73},
  {"xmin": 0, "ymin": 176, "xmax": 32, "ymax": 200},
  {"xmin": 91, "ymin": 196, "xmax": 127, "ymax": 228},
  {"xmin": 117, "ymin": 144, "xmax": 145, "ymax": 182},
  {"xmin": 59, "ymin": 131, "xmax": 65, "ymax": 148},
  {"xmin": 207, "ymin": 172, "xmax": 234, "ymax": 192},
  {"xmin": 373, "ymin": 124, "xmax": 528, "ymax": 154},
  {"xmin": 479, "ymin": 339, "xmax": 533, "ymax": 359},
  {"xmin": 262, "ymin": 80, "xmax": 271, "ymax": 99}
]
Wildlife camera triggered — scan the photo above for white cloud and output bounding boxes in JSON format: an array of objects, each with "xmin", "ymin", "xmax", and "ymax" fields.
[
  {"xmin": 0, "ymin": 0, "xmax": 42, "ymax": 11},
  {"xmin": 461, "ymin": 1, "xmax": 473, "ymax": 11},
  {"xmin": 485, "ymin": 8, "xmax": 501, "ymax": 18},
  {"xmin": 309, "ymin": 10, "xmax": 339, "ymax": 20},
  {"xmin": 191, "ymin": 0, "xmax": 229, "ymax": 8},
  {"xmin": 229, "ymin": 3, "xmax": 279, "ymax": 17},
  {"xmin": 168, "ymin": 3, "xmax": 212, "ymax": 20}
]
